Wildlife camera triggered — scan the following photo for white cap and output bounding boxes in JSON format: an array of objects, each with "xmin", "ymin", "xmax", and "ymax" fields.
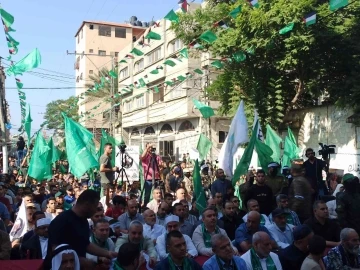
[
  {"xmin": 201, "ymin": 164, "xmax": 209, "ymax": 170},
  {"xmin": 36, "ymin": 218, "xmax": 51, "ymax": 227},
  {"xmin": 268, "ymin": 162, "xmax": 279, "ymax": 168},
  {"xmin": 165, "ymin": 215, "xmax": 179, "ymax": 226}
]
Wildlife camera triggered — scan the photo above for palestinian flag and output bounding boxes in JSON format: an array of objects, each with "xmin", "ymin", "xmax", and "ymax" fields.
[
  {"xmin": 178, "ymin": 0, "xmax": 189, "ymax": 13},
  {"xmin": 213, "ymin": 20, "xmax": 229, "ymax": 29},
  {"xmin": 248, "ymin": 0, "xmax": 259, "ymax": 8},
  {"xmin": 303, "ymin": 12, "xmax": 316, "ymax": 26}
]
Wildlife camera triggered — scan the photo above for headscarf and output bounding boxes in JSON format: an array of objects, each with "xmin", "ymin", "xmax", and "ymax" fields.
[
  {"xmin": 332, "ymin": 184, "xmax": 344, "ymax": 197},
  {"xmin": 51, "ymin": 244, "xmax": 80, "ymax": 270}
]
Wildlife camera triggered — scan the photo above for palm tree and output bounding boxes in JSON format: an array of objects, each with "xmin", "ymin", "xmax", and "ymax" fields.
[{"xmin": 83, "ymin": 67, "xmax": 120, "ymax": 129}]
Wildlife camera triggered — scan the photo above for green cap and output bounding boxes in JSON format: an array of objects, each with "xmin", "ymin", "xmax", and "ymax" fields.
[
  {"xmin": 55, "ymin": 191, "xmax": 63, "ymax": 198},
  {"xmin": 343, "ymin": 173, "xmax": 355, "ymax": 182}
]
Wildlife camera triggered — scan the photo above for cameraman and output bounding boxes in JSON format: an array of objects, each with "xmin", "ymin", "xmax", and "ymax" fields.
[
  {"xmin": 303, "ymin": 148, "xmax": 328, "ymax": 199},
  {"xmin": 140, "ymin": 143, "xmax": 161, "ymax": 206},
  {"xmin": 99, "ymin": 143, "xmax": 118, "ymax": 189}
]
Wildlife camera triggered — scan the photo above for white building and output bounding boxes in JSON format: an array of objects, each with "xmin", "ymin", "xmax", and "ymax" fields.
[{"xmin": 116, "ymin": 4, "xmax": 230, "ymax": 162}]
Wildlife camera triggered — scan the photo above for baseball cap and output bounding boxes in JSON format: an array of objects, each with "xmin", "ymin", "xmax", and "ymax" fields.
[
  {"xmin": 174, "ymin": 167, "xmax": 181, "ymax": 174},
  {"xmin": 293, "ymin": 225, "xmax": 312, "ymax": 241},
  {"xmin": 343, "ymin": 173, "xmax": 355, "ymax": 182},
  {"xmin": 271, "ymin": 208, "xmax": 286, "ymax": 218}
]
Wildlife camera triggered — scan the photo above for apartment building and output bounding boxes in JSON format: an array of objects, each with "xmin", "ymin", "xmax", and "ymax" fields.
[
  {"xmin": 74, "ymin": 21, "xmax": 146, "ymax": 138},
  {"xmin": 116, "ymin": 5, "xmax": 230, "ymax": 162}
]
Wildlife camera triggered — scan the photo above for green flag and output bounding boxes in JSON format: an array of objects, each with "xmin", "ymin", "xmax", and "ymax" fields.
[
  {"xmin": 28, "ymin": 133, "xmax": 52, "ymax": 181},
  {"xmin": 7, "ymin": 48, "xmax": 42, "ymax": 76},
  {"xmin": 139, "ymin": 78, "xmax": 146, "ymax": 87},
  {"xmin": 229, "ymin": 6, "xmax": 241, "ymax": 19},
  {"xmin": 193, "ymin": 69, "xmax": 203, "ymax": 75},
  {"xmin": 255, "ymin": 137, "xmax": 273, "ymax": 172},
  {"xmin": 164, "ymin": 59, "xmax": 176, "ymax": 67},
  {"xmin": 282, "ymin": 127, "xmax": 300, "ymax": 167},
  {"xmin": 145, "ymin": 31, "xmax": 161, "ymax": 40},
  {"xmin": 179, "ymin": 48, "xmax": 188, "ymax": 59},
  {"xmin": 232, "ymin": 122, "xmax": 257, "ymax": 185},
  {"xmin": 265, "ymin": 124, "xmax": 282, "ymax": 163},
  {"xmin": 62, "ymin": 113, "xmax": 99, "ymax": 178},
  {"xmin": 24, "ymin": 104, "xmax": 32, "ymax": 148},
  {"xmin": 109, "ymin": 70, "xmax": 117, "ymax": 78},
  {"xmin": 150, "ymin": 69, "xmax": 159, "ymax": 74},
  {"xmin": 49, "ymin": 137, "xmax": 61, "ymax": 164},
  {"xmin": 211, "ymin": 60, "xmax": 224, "ymax": 69},
  {"xmin": 16, "ymin": 80, "xmax": 23, "ymax": 89},
  {"xmin": 279, "ymin": 22, "xmax": 295, "ymax": 35},
  {"xmin": 199, "ymin": 30, "xmax": 217, "ymax": 44},
  {"xmin": 192, "ymin": 98, "xmax": 215, "ymax": 118},
  {"xmin": 329, "ymin": 0, "xmax": 348, "ymax": 11},
  {"xmin": 233, "ymin": 51, "xmax": 246, "ymax": 62},
  {"xmin": 153, "ymin": 86, "xmax": 159, "ymax": 93},
  {"xmin": 164, "ymin": 9, "xmax": 179, "ymax": 23},
  {"xmin": 177, "ymin": 75, "xmax": 186, "ymax": 82},
  {"xmin": 99, "ymin": 129, "xmax": 117, "ymax": 165},
  {"xmin": 6, "ymin": 33, "xmax": 19, "ymax": 47},
  {"xmin": 0, "ymin": 8, "xmax": 14, "ymax": 28},
  {"xmin": 130, "ymin": 48, "xmax": 144, "ymax": 56},
  {"xmin": 193, "ymin": 159, "xmax": 207, "ymax": 213},
  {"xmin": 196, "ymin": 134, "xmax": 212, "ymax": 162}
]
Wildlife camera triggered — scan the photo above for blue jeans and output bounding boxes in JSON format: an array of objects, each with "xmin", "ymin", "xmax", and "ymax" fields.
[{"xmin": 17, "ymin": 150, "xmax": 25, "ymax": 167}]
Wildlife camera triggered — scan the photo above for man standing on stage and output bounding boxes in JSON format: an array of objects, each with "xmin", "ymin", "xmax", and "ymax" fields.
[
  {"xmin": 99, "ymin": 143, "xmax": 118, "ymax": 188},
  {"xmin": 141, "ymin": 143, "xmax": 162, "ymax": 206}
]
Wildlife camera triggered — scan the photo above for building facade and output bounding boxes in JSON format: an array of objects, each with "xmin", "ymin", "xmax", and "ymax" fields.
[
  {"xmin": 74, "ymin": 21, "xmax": 146, "ymax": 138},
  {"xmin": 116, "ymin": 5, "xmax": 230, "ymax": 162}
]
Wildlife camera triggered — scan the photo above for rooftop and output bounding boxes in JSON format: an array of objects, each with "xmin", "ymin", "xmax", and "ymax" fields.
[{"xmin": 75, "ymin": 20, "xmax": 146, "ymax": 37}]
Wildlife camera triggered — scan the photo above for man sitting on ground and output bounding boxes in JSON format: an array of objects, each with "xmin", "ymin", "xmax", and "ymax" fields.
[
  {"xmin": 235, "ymin": 211, "xmax": 277, "ymax": 253},
  {"xmin": 267, "ymin": 208, "xmax": 295, "ymax": 249},
  {"xmin": 155, "ymin": 231, "xmax": 202, "ymax": 270},
  {"xmin": 325, "ymin": 228, "xmax": 360, "ymax": 269},
  {"xmin": 113, "ymin": 242, "xmax": 142, "ymax": 270},
  {"xmin": 156, "ymin": 215, "xmax": 198, "ymax": 260},
  {"xmin": 142, "ymin": 209, "xmax": 166, "ymax": 244},
  {"xmin": 220, "ymin": 201, "xmax": 243, "ymax": 241},
  {"xmin": 242, "ymin": 199, "xmax": 271, "ymax": 227},
  {"xmin": 192, "ymin": 207, "xmax": 237, "ymax": 257},
  {"xmin": 203, "ymin": 234, "xmax": 247, "ymax": 270},
  {"xmin": 118, "ymin": 199, "xmax": 144, "ymax": 234},
  {"xmin": 268, "ymin": 194, "xmax": 301, "ymax": 226},
  {"xmin": 241, "ymin": 231, "xmax": 283, "ymax": 270},
  {"xmin": 115, "ymin": 220, "xmax": 157, "ymax": 265},
  {"xmin": 304, "ymin": 200, "xmax": 341, "ymax": 248}
]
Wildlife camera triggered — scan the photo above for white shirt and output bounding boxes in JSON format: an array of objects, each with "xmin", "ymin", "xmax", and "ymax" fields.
[
  {"xmin": 267, "ymin": 224, "xmax": 295, "ymax": 249},
  {"xmin": 147, "ymin": 199, "xmax": 161, "ymax": 214},
  {"xmin": 45, "ymin": 212, "xmax": 56, "ymax": 220},
  {"xmin": 326, "ymin": 200, "xmax": 337, "ymax": 219},
  {"xmin": 39, "ymin": 236, "xmax": 48, "ymax": 259},
  {"xmin": 143, "ymin": 223, "xmax": 166, "ymax": 241},
  {"xmin": 243, "ymin": 213, "xmax": 271, "ymax": 227},
  {"xmin": 192, "ymin": 224, "xmax": 237, "ymax": 257},
  {"xmin": 156, "ymin": 232, "xmax": 198, "ymax": 260},
  {"xmin": 241, "ymin": 249, "xmax": 283, "ymax": 270}
]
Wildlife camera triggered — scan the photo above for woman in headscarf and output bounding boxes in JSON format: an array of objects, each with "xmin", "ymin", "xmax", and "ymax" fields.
[
  {"xmin": 51, "ymin": 244, "xmax": 80, "ymax": 270},
  {"xmin": 326, "ymin": 183, "xmax": 344, "ymax": 219}
]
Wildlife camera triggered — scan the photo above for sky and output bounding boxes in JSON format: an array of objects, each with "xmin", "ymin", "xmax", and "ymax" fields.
[{"xmin": 2, "ymin": 0, "xmax": 202, "ymax": 137}]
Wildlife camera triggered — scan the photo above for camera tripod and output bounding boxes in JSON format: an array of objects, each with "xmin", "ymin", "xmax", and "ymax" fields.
[{"xmin": 114, "ymin": 144, "xmax": 133, "ymax": 186}]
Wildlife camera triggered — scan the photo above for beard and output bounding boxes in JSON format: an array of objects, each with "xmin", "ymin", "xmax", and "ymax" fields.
[{"xmin": 348, "ymin": 245, "xmax": 360, "ymax": 255}]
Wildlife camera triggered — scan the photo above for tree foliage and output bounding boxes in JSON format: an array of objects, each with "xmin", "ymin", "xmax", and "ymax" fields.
[
  {"xmin": 171, "ymin": 0, "xmax": 360, "ymax": 127},
  {"xmin": 44, "ymin": 96, "xmax": 79, "ymax": 130}
]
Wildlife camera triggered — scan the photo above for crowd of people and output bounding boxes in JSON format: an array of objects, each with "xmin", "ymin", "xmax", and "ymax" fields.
[{"xmin": 0, "ymin": 142, "xmax": 359, "ymax": 270}]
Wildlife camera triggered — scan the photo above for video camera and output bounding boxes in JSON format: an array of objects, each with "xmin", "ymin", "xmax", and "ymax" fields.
[
  {"xmin": 318, "ymin": 143, "xmax": 336, "ymax": 160},
  {"xmin": 118, "ymin": 142, "xmax": 126, "ymax": 154},
  {"xmin": 151, "ymin": 147, "xmax": 156, "ymax": 154}
]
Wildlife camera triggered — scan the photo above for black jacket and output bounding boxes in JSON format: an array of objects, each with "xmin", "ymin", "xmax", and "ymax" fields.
[{"xmin": 21, "ymin": 234, "xmax": 43, "ymax": 259}]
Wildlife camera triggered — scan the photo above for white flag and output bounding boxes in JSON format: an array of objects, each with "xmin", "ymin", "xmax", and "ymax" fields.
[
  {"xmin": 253, "ymin": 110, "xmax": 264, "ymax": 141},
  {"xmin": 9, "ymin": 200, "xmax": 29, "ymax": 241},
  {"xmin": 218, "ymin": 100, "xmax": 249, "ymax": 177}
]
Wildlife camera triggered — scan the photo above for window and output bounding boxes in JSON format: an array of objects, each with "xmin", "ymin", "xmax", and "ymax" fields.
[
  {"xmin": 110, "ymin": 52, "xmax": 119, "ymax": 57},
  {"xmin": 89, "ymin": 49, "xmax": 93, "ymax": 53},
  {"xmin": 159, "ymin": 141, "xmax": 174, "ymax": 156},
  {"xmin": 115, "ymin": 27, "xmax": 126, "ymax": 38},
  {"xmin": 80, "ymin": 73, "xmax": 83, "ymax": 80},
  {"xmin": 125, "ymin": 101, "xmax": 132, "ymax": 112},
  {"xmin": 76, "ymin": 76, "xmax": 79, "ymax": 83},
  {"xmin": 119, "ymin": 67, "xmax": 129, "ymax": 79},
  {"xmin": 179, "ymin": 120, "xmax": 195, "ymax": 132},
  {"xmin": 131, "ymin": 128, "xmax": 140, "ymax": 136},
  {"xmin": 81, "ymin": 29, "xmax": 83, "ymax": 39},
  {"xmin": 147, "ymin": 47, "xmax": 162, "ymax": 65},
  {"xmin": 134, "ymin": 59, "xmax": 144, "ymax": 73},
  {"xmin": 160, "ymin": 124, "xmax": 173, "ymax": 134},
  {"xmin": 99, "ymin": 25, "xmax": 111, "ymax": 37},
  {"xmin": 89, "ymin": 24, "xmax": 94, "ymax": 30},
  {"xmin": 144, "ymin": 127, "xmax": 155, "ymax": 135},
  {"xmin": 219, "ymin": 131, "xmax": 228, "ymax": 143},
  {"xmin": 152, "ymin": 83, "xmax": 164, "ymax": 103},
  {"xmin": 115, "ymin": 52, "xmax": 119, "ymax": 57},
  {"xmin": 77, "ymin": 35, "xmax": 80, "ymax": 44},
  {"xmin": 98, "ymin": 50, "xmax": 106, "ymax": 56},
  {"xmin": 89, "ymin": 70, "xmax": 94, "ymax": 75},
  {"xmin": 136, "ymin": 95, "xmax": 145, "ymax": 108},
  {"xmin": 168, "ymin": 39, "xmax": 183, "ymax": 54}
]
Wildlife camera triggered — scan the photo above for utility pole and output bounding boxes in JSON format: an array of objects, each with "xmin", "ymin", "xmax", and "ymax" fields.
[
  {"xmin": 66, "ymin": 51, "xmax": 116, "ymax": 136},
  {"xmin": 0, "ymin": 59, "xmax": 8, "ymax": 173}
]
